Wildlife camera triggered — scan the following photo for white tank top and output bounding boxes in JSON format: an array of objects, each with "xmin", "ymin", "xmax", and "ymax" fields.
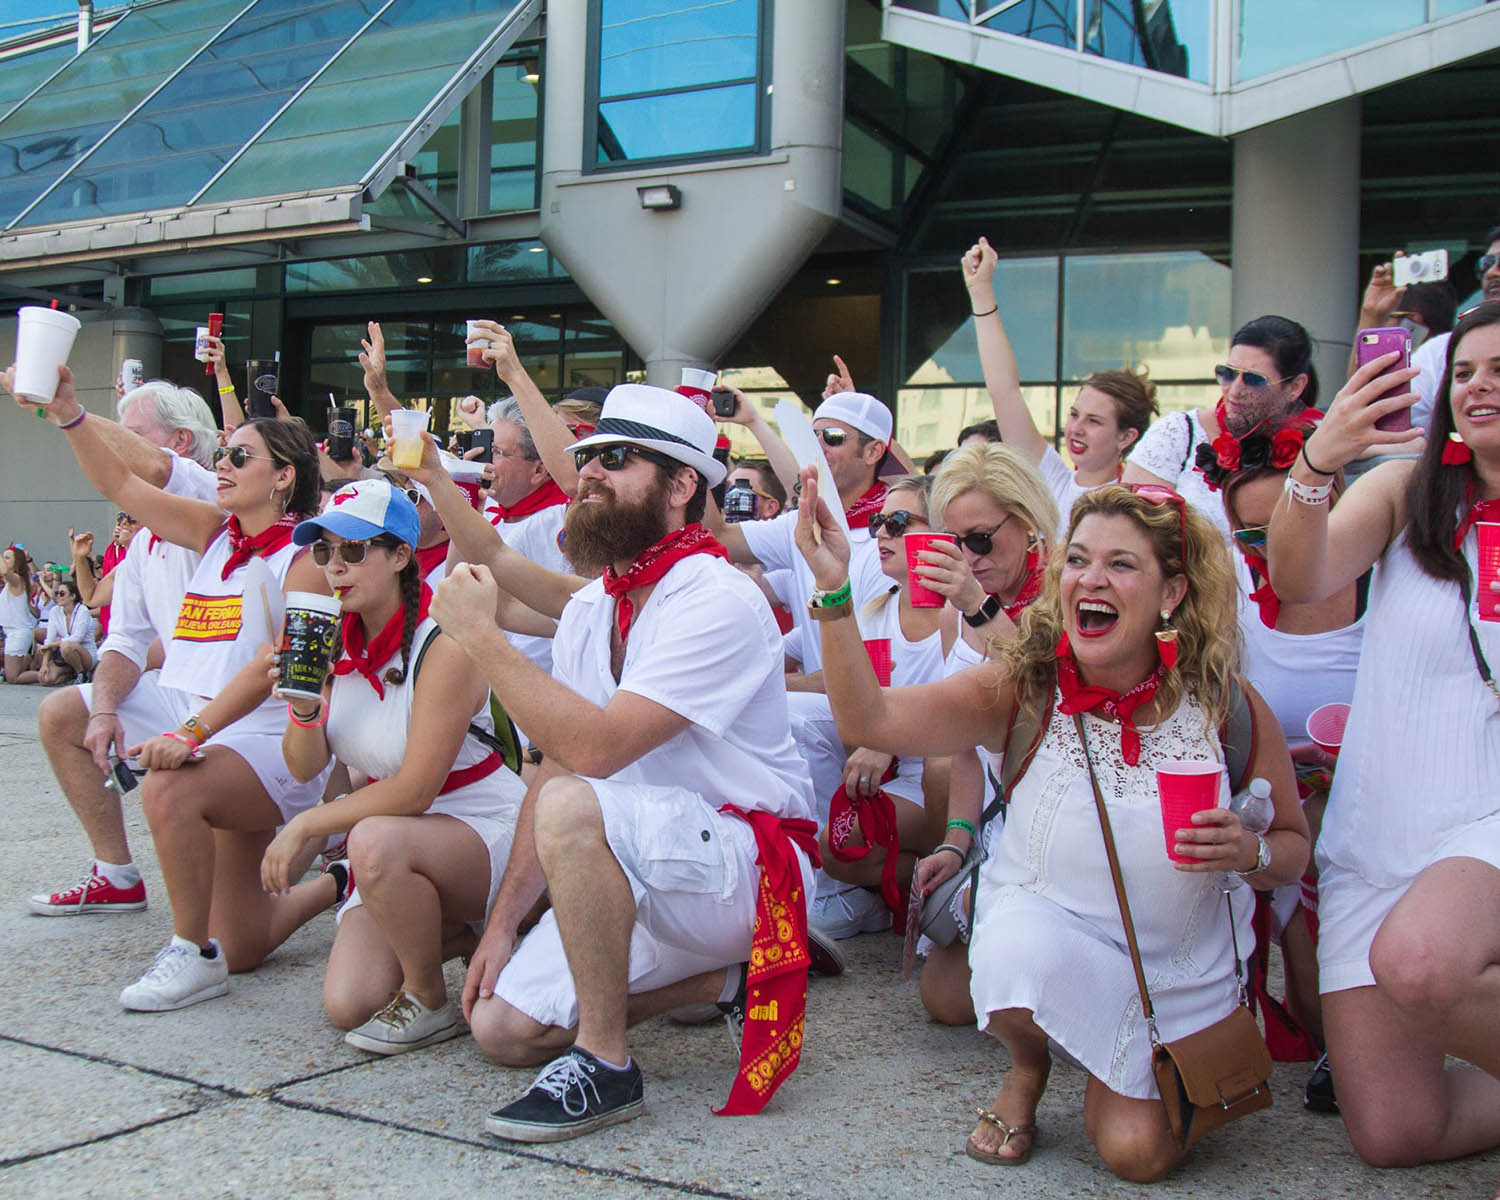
[
  {"xmin": 158, "ymin": 526, "xmax": 302, "ymax": 700},
  {"xmin": 1319, "ymin": 527, "xmax": 1500, "ymax": 885},
  {"xmin": 1238, "ymin": 603, "xmax": 1364, "ymax": 751},
  {"xmin": 0, "ymin": 585, "xmax": 36, "ymax": 630}
]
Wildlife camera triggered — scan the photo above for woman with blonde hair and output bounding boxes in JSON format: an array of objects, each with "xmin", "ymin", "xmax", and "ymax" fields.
[{"xmin": 796, "ymin": 474, "xmax": 1308, "ymax": 1180}]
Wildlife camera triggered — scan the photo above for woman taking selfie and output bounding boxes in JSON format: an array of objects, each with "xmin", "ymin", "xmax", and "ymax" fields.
[
  {"xmin": 1268, "ymin": 300, "xmax": 1500, "ymax": 1168},
  {"xmin": 261, "ymin": 479, "xmax": 526, "ymax": 1055},
  {"xmin": 797, "ymin": 471, "xmax": 1307, "ymax": 1180}
]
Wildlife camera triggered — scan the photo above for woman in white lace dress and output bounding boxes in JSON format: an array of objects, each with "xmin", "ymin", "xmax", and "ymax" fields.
[{"xmin": 797, "ymin": 475, "xmax": 1309, "ymax": 1181}]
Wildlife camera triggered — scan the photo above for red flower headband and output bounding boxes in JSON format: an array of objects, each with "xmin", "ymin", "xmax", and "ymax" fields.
[{"xmin": 1195, "ymin": 401, "xmax": 1321, "ymax": 492}]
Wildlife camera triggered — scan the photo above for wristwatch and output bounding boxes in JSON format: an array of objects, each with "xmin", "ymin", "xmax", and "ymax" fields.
[
  {"xmin": 180, "ymin": 714, "xmax": 214, "ymax": 746},
  {"xmin": 963, "ymin": 594, "xmax": 1002, "ymax": 629}
]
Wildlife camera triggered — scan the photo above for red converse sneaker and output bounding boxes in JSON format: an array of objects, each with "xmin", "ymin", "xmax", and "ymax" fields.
[{"xmin": 29, "ymin": 867, "xmax": 147, "ymax": 916}]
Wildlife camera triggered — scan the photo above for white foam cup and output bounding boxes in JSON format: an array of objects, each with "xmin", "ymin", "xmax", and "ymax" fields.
[{"xmin": 14, "ymin": 306, "xmax": 82, "ymax": 402}]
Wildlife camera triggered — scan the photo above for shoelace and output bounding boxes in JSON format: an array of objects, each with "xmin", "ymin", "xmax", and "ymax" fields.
[
  {"xmin": 373, "ymin": 992, "xmax": 420, "ymax": 1030},
  {"xmin": 530, "ymin": 1054, "xmax": 601, "ymax": 1117},
  {"xmin": 58, "ymin": 868, "xmax": 101, "ymax": 911},
  {"xmin": 141, "ymin": 941, "xmax": 192, "ymax": 984}
]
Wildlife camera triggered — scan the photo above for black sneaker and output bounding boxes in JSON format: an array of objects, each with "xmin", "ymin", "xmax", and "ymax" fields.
[
  {"xmin": 484, "ymin": 1048, "xmax": 645, "ymax": 1143},
  {"xmin": 1304, "ymin": 1052, "xmax": 1338, "ymax": 1114},
  {"xmin": 716, "ymin": 963, "xmax": 748, "ymax": 1050}
]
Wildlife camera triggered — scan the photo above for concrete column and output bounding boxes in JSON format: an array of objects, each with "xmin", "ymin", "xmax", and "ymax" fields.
[
  {"xmin": 1231, "ymin": 99, "xmax": 1361, "ymax": 406},
  {"xmin": 539, "ymin": 0, "xmax": 845, "ymax": 388}
]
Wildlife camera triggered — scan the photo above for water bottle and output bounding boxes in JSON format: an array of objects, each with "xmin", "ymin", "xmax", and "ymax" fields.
[{"xmin": 1229, "ymin": 777, "xmax": 1274, "ymax": 834}]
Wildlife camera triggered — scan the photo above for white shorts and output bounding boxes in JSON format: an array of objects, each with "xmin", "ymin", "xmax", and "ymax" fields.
[
  {"xmin": 3, "ymin": 627, "xmax": 33, "ymax": 657},
  {"xmin": 495, "ymin": 780, "xmax": 814, "ymax": 1031},
  {"xmin": 79, "ymin": 673, "xmax": 329, "ymax": 823},
  {"xmin": 1317, "ymin": 820, "xmax": 1500, "ymax": 994}
]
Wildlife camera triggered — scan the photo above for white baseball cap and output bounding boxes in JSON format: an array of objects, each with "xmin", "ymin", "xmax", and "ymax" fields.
[{"xmin": 815, "ymin": 391, "xmax": 893, "ymax": 444}]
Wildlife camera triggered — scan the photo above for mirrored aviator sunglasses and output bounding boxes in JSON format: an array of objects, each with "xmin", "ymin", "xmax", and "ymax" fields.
[
  {"xmin": 212, "ymin": 444, "xmax": 272, "ymax": 469},
  {"xmin": 1213, "ymin": 363, "xmax": 1281, "ymax": 390},
  {"xmin": 1232, "ymin": 525, "xmax": 1268, "ymax": 555}
]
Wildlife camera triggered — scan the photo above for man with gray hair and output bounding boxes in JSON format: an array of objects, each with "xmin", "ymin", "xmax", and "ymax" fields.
[{"xmin": 27, "ymin": 379, "xmax": 219, "ymax": 917}]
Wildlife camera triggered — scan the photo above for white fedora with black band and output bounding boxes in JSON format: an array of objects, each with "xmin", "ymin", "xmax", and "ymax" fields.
[{"xmin": 569, "ymin": 383, "xmax": 726, "ymax": 487}]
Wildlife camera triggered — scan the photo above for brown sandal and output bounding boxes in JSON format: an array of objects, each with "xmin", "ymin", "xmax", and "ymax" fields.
[{"xmin": 965, "ymin": 1106, "xmax": 1037, "ymax": 1166}]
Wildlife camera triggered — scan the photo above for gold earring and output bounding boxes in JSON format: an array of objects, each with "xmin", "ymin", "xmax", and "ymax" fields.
[{"xmin": 1155, "ymin": 608, "xmax": 1178, "ymax": 670}]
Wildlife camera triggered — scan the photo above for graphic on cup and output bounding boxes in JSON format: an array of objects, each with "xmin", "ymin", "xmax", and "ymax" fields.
[
  {"xmin": 1156, "ymin": 760, "xmax": 1226, "ymax": 864},
  {"xmin": 1305, "ymin": 702, "xmax": 1351, "ymax": 758},
  {"xmin": 389, "ymin": 408, "xmax": 430, "ymax": 470},
  {"xmin": 466, "ymin": 320, "xmax": 489, "ymax": 368},
  {"xmin": 194, "ymin": 326, "xmax": 213, "ymax": 363},
  {"xmin": 327, "ymin": 407, "xmax": 356, "ymax": 461},
  {"xmin": 864, "ymin": 638, "xmax": 893, "ymax": 687},
  {"xmin": 14, "ymin": 306, "xmax": 82, "ymax": 402},
  {"xmin": 277, "ymin": 591, "xmax": 342, "ymax": 701},
  {"xmin": 904, "ymin": 532, "xmax": 957, "ymax": 608},
  {"xmin": 120, "ymin": 359, "xmax": 144, "ymax": 392},
  {"xmin": 1477, "ymin": 523, "xmax": 1500, "ymax": 623},
  {"xmin": 245, "ymin": 357, "xmax": 279, "ymax": 419},
  {"xmin": 679, "ymin": 367, "xmax": 716, "ymax": 413}
]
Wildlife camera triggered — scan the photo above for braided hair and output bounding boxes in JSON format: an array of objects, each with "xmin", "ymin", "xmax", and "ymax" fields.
[{"xmin": 382, "ymin": 545, "xmax": 424, "ymax": 689}]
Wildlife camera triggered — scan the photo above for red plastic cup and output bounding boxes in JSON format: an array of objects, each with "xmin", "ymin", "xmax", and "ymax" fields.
[
  {"xmin": 1306, "ymin": 702, "xmax": 1351, "ymax": 758},
  {"xmin": 904, "ymin": 532, "xmax": 956, "ymax": 608},
  {"xmin": 864, "ymin": 638, "xmax": 892, "ymax": 687},
  {"xmin": 1156, "ymin": 761, "xmax": 1225, "ymax": 863},
  {"xmin": 1477, "ymin": 523, "xmax": 1500, "ymax": 622}
]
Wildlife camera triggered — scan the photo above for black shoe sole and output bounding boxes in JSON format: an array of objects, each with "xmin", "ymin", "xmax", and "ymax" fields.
[{"xmin": 485, "ymin": 1097, "xmax": 645, "ymax": 1143}]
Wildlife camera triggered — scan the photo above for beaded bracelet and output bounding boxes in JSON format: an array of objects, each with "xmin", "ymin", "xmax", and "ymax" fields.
[
  {"xmin": 287, "ymin": 700, "xmax": 329, "ymax": 730},
  {"xmin": 58, "ymin": 409, "xmax": 87, "ymax": 431},
  {"xmin": 945, "ymin": 817, "xmax": 977, "ymax": 837},
  {"xmin": 1283, "ymin": 474, "xmax": 1332, "ymax": 506}
]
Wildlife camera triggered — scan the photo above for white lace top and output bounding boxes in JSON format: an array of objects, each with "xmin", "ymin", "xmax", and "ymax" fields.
[{"xmin": 1125, "ymin": 410, "xmax": 1232, "ymax": 545}]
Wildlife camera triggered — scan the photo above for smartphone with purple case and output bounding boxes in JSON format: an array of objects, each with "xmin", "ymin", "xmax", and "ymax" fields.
[{"xmin": 1355, "ymin": 326, "xmax": 1412, "ymax": 434}]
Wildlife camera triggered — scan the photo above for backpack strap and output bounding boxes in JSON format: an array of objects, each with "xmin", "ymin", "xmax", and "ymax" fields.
[
  {"xmin": 1219, "ymin": 675, "xmax": 1258, "ymax": 793},
  {"xmin": 1178, "ymin": 410, "xmax": 1195, "ymax": 474},
  {"xmin": 410, "ymin": 626, "xmax": 524, "ymax": 775}
]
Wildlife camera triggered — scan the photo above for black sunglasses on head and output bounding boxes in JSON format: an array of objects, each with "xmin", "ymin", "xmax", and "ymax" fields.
[{"xmin": 573, "ymin": 443, "xmax": 682, "ymax": 473}]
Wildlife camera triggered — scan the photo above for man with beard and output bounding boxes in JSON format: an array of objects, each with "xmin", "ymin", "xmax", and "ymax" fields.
[{"xmin": 429, "ymin": 384, "xmax": 819, "ymax": 1143}]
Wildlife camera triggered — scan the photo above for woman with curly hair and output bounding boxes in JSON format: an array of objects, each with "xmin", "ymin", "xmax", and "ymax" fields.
[
  {"xmin": 796, "ymin": 473, "xmax": 1309, "ymax": 1180},
  {"xmin": 1268, "ymin": 300, "xmax": 1500, "ymax": 1168}
]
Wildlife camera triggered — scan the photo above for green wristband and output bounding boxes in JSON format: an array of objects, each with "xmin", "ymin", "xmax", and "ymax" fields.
[
  {"xmin": 815, "ymin": 579, "xmax": 852, "ymax": 607},
  {"xmin": 945, "ymin": 817, "xmax": 977, "ymax": 837}
]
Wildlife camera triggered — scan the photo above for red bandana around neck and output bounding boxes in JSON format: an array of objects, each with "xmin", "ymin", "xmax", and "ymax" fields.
[
  {"xmin": 1453, "ymin": 489, "xmax": 1500, "ymax": 554},
  {"xmin": 602, "ymin": 523, "xmax": 729, "ymax": 644},
  {"xmin": 843, "ymin": 482, "xmax": 889, "ymax": 525},
  {"xmin": 1054, "ymin": 632, "xmax": 1164, "ymax": 766},
  {"xmin": 1003, "ymin": 545, "xmax": 1044, "ymax": 621},
  {"xmin": 332, "ymin": 582, "xmax": 431, "ymax": 699},
  {"xmin": 714, "ymin": 805, "xmax": 821, "ymax": 1117},
  {"xmin": 1242, "ymin": 551, "xmax": 1281, "ymax": 629},
  {"xmin": 488, "ymin": 478, "xmax": 569, "ymax": 525},
  {"xmin": 413, "ymin": 539, "xmax": 449, "ymax": 579},
  {"xmin": 221, "ymin": 513, "xmax": 299, "ymax": 580}
]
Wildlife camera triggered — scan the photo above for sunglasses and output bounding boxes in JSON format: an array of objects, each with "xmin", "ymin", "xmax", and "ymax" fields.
[
  {"xmin": 115, "ymin": 513, "xmax": 137, "ymax": 525},
  {"xmin": 949, "ymin": 512, "xmax": 1015, "ymax": 557},
  {"xmin": 1214, "ymin": 364, "xmax": 1288, "ymax": 391},
  {"xmin": 1232, "ymin": 525, "xmax": 1268, "ymax": 554},
  {"xmin": 311, "ymin": 538, "xmax": 395, "ymax": 567},
  {"xmin": 816, "ymin": 427, "xmax": 849, "ymax": 448},
  {"xmin": 1477, "ymin": 253, "xmax": 1498, "ymax": 280},
  {"xmin": 1125, "ymin": 483, "xmax": 1190, "ymax": 568},
  {"xmin": 868, "ymin": 509, "xmax": 927, "ymax": 537},
  {"xmin": 213, "ymin": 445, "xmax": 274, "ymax": 469},
  {"xmin": 572, "ymin": 443, "xmax": 681, "ymax": 473}
]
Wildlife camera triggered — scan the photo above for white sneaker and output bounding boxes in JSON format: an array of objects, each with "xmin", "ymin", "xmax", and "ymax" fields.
[
  {"xmin": 811, "ymin": 886, "xmax": 889, "ymax": 940},
  {"xmin": 344, "ymin": 991, "xmax": 463, "ymax": 1055},
  {"xmin": 120, "ymin": 936, "xmax": 229, "ymax": 1012}
]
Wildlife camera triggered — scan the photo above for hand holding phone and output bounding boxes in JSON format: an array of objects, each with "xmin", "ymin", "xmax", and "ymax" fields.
[{"xmin": 1354, "ymin": 327, "xmax": 1413, "ymax": 434}]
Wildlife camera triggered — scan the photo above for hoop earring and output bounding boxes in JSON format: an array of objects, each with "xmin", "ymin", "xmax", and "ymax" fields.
[
  {"xmin": 1442, "ymin": 431, "xmax": 1473, "ymax": 466},
  {"xmin": 1155, "ymin": 608, "xmax": 1179, "ymax": 670}
]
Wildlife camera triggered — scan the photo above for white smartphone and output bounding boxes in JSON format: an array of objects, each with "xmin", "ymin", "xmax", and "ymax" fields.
[{"xmin": 1393, "ymin": 248, "xmax": 1448, "ymax": 288}]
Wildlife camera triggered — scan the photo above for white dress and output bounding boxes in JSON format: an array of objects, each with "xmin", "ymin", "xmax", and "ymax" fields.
[
  {"xmin": 1125, "ymin": 410, "xmax": 1232, "ymax": 545},
  {"xmin": 969, "ymin": 691, "xmax": 1253, "ymax": 1099},
  {"xmin": 326, "ymin": 617, "xmax": 526, "ymax": 922}
]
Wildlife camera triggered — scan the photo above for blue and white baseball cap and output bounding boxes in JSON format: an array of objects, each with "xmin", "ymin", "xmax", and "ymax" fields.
[{"xmin": 293, "ymin": 479, "xmax": 421, "ymax": 551}]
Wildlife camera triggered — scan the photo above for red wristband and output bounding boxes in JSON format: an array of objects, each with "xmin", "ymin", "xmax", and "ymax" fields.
[{"xmin": 287, "ymin": 700, "xmax": 329, "ymax": 730}]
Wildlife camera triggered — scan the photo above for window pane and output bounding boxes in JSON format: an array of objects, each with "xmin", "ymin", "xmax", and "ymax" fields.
[
  {"xmin": 1237, "ymin": 0, "xmax": 1443, "ymax": 81},
  {"xmin": 842, "ymin": 120, "xmax": 899, "ymax": 214},
  {"xmin": 981, "ymin": 0, "xmax": 1076, "ymax": 51},
  {"xmin": 895, "ymin": 385, "xmax": 1058, "ymax": 461},
  {"xmin": 1083, "ymin": 0, "xmax": 1197, "ymax": 82},
  {"xmin": 1061, "ymin": 251, "xmax": 1229, "ymax": 381},
  {"xmin": 905, "ymin": 258, "xmax": 1059, "ymax": 386},
  {"xmin": 596, "ymin": 83, "xmax": 757, "ymax": 163},
  {"xmin": 0, "ymin": 41, "xmax": 72, "ymax": 113},
  {"xmin": 491, "ymin": 57, "xmax": 539, "ymax": 212},
  {"xmin": 598, "ymin": 0, "xmax": 760, "ymax": 98},
  {"xmin": 467, "ymin": 240, "xmax": 568, "ymax": 283}
]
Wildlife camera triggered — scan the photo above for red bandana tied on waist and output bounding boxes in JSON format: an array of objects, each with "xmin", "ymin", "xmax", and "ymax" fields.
[
  {"xmin": 1054, "ymin": 632, "xmax": 1164, "ymax": 766},
  {"xmin": 715, "ymin": 805, "xmax": 821, "ymax": 1117},
  {"xmin": 843, "ymin": 482, "xmax": 889, "ymax": 524},
  {"xmin": 1242, "ymin": 551, "xmax": 1281, "ymax": 629},
  {"xmin": 602, "ymin": 523, "xmax": 728, "ymax": 644},
  {"xmin": 413, "ymin": 539, "xmax": 449, "ymax": 579},
  {"xmin": 825, "ymin": 767, "xmax": 904, "ymax": 931},
  {"xmin": 1003, "ymin": 545, "xmax": 1044, "ymax": 621},
  {"xmin": 487, "ymin": 478, "xmax": 569, "ymax": 525},
  {"xmin": 221, "ymin": 514, "xmax": 298, "ymax": 580},
  {"xmin": 332, "ymin": 582, "xmax": 431, "ymax": 699}
]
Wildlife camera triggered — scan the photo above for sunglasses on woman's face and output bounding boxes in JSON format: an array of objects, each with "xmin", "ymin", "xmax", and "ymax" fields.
[
  {"xmin": 950, "ymin": 512, "xmax": 1016, "ymax": 557},
  {"xmin": 868, "ymin": 509, "xmax": 926, "ymax": 537},
  {"xmin": 1213, "ymin": 364, "xmax": 1287, "ymax": 391},
  {"xmin": 311, "ymin": 539, "xmax": 389, "ymax": 567},
  {"xmin": 1232, "ymin": 525, "xmax": 1268, "ymax": 554},
  {"xmin": 212, "ymin": 444, "xmax": 273, "ymax": 469},
  {"xmin": 816, "ymin": 427, "xmax": 848, "ymax": 448},
  {"xmin": 572, "ymin": 443, "xmax": 680, "ymax": 472}
]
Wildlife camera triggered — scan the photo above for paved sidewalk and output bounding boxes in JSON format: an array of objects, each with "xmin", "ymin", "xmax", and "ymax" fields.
[{"xmin": 1, "ymin": 683, "xmax": 1494, "ymax": 1198}]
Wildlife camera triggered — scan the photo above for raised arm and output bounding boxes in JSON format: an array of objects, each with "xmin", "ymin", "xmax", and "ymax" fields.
[
  {"xmin": 715, "ymin": 388, "xmax": 800, "ymax": 497},
  {"xmin": 6, "ymin": 366, "xmax": 224, "ymax": 553},
  {"xmin": 474, "ymin": 321, "xmax": 582, "ymax": 495},
  {"xmin": 1268, "ymin": 354, "xmax": 1423, "ymax": 602},
  {"xmin": 359, "ymin": 321, "xmax": 402, "ymax": 419},
  {"xmin": 204, "ymin": 335, "xmax": 244, "ymax": 432},
  {"xmin": 962, "ymin": 237, "xmax": 1047, "ymax": 463}
]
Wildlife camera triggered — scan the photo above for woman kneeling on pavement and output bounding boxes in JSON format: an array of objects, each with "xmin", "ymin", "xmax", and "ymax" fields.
[
  {"xmin": 1267, "ymin": 300, "xmax": 1500, "ymax": 1168},
  {"xmin": 796, "ymin": 471, "xmax": 1308, "ymax": 1180},
  {"xmin": 263, "ymin": 479, "xmax": 526, "ymax": 1055}
]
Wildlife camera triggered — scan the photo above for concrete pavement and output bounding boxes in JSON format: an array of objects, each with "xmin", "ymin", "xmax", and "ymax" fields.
[{"xmin": 1, "ymin": 682, "xmax": 1495, "ymax": 1198}]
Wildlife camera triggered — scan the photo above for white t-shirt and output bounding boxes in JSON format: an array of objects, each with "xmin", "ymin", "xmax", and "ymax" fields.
[
  {"xmin": 1125, "ymin": 410, "xmax": 1233, "ymax": 545},
  {"xmin": 551, "ymin": 554, "xmax": 815, "ymax": 821},
  {"xmin": 45, "ymin": 603, "xmax": 95, "ymax": 653},
  {"xmin": 740, "ymin": 507, "xmax": 886, "ymax": 675},
  {"xmin": 1038, "ymin": 445, "xmax": 1094, "ymax": 538},
  {"xmin": 1408, "ymin": 330, "xmax": 1449, "ymax": 433},
  {"xmin": 493, "ymin": 502, "xmax": 569, "ymax": 674}
]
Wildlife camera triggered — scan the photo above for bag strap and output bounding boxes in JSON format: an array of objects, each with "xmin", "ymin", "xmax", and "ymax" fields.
[
  {"xmin": 1178, "ymin": 411, "xmax": 1195, "ymax": 474},
  {"xmin": 1457, "ymin": 572, "xmax": 1500, "ymax": 703},
  {"xmin": 411, "ymin": 625, "xmax": 524, "ymax": 773},
  {"xmin": 1219, "ymin": 676, "xmax": 1257, "ymax": 794},
  {"xmin": 1072, "ymin": 713, "xmax": 1249, "ymax": 1049}
]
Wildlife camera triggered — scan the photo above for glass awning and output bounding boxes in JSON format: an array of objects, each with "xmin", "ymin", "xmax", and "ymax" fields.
[{"xmin": 0, "ymin": 0, "xmax": 535, "ymax": 240}]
